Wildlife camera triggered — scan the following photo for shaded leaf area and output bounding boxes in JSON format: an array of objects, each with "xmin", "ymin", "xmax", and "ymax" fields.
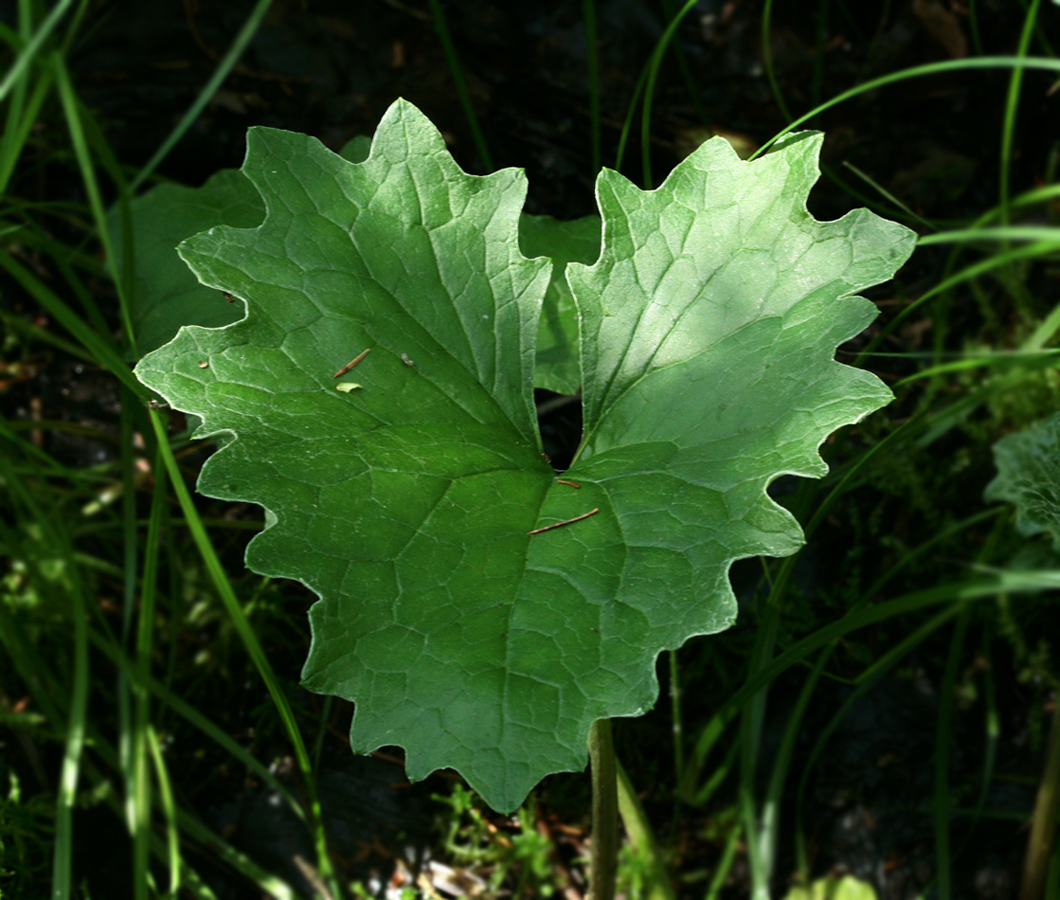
[
  {"xmin": 985, "ymin": 412, "xmax": 1060, "ymax": 548},
  {"xmin": 518, "ymin": 213, "xmax": 601, "ymax": 395},
  {"xmin": 111, "ymin": 137, "xmax": 368, "ymax": 357},
  {"xmin": 112, "ymin": 168, "xmax": 263, "ymax": 356},
  {"xmin": 135, "ymin": 100, "xmax": 914, "ymax": 812}
]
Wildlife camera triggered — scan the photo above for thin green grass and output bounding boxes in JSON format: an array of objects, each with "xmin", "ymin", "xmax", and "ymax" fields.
[
  {"xmin": 130, "ymin": 442, "xmax": 167, "ymax": 900},
  {"xmin": 753, "ymin": 56, "xmax": 1060, "ymax": 158},
  {"xmin": 738, "ymin": 600, "xmax": 781, "ymax": 900},
  {"xmin": 0, "ymin": 2, "xmax": 341, "ymax": 894},
  {"xmin": 584, "ymin": 0, "xmax": 602, "ymax": 177},
  {"xmin": 129, "ymin": 0, "xmax": 275, "ymax": 192},
  {"xmin": 639, "ymin": 0, "xmax": 698, "ymax": 188},
  {"xmin": 616, "ymin": 759, "xmax": 676, "ymax": 900},
  {"xmin": 146, "ymin": 724, "xmax": 182, "ymax": 898},
  {"xmin": 760, "ymin": 0, "xmax": 794, "ymax": 125},
  {"xmin": 0, "ymin": 452, "xmax": 304, "ymax": 896},
  {"xmin": 0, "ymin": 451, "xmax": 90, "ymax": 900},
  {"xmin": 999, "ymin": 0, "xmax": 1043, "ymax": 227},
  {"xmin": 0, "ymin": 0, "xmax": 76, "ymax": 105},
  {"xmin": 427, "ymin": 0, "xmax": 494, "ymax": 173},
  {"xmin": 149, "ymin": 408, "xmax": 340, "ymax": 895},
  {"xmin": 657, "ymin": 0, "xmax": 709, "ymax": 128}
]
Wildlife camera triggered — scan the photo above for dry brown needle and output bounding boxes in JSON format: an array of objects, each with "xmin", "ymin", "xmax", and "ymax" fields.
[
  {"xmin": 333, "ymin": 348, "xmax": 371, "ymax": 378},
  {"xmin": 528, "ymin": 508, "xmax": 599, "ymax": 536}
]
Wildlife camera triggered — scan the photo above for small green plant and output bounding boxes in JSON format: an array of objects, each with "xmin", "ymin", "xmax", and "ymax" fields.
[
  {"xmin": 132, "ymin": 97, "xmax": 914, "ymax": 894},
  {"xmin": 782, "ymin": 875, "xmax": 878, "ymax": 900},
  {"xmin": 985, "ymin": 413, "xmax": 1060, "ymax": 900},
  {"xmin": 434, "ymin": 784, "xmax": 559, "ymax": 896},
  {"xmin": 0, "ymin": 766, "xmax": 52, "ymax": 900}
]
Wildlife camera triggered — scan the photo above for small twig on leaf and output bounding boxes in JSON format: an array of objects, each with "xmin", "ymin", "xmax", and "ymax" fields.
[
  {"xmin": 333, "ymin": 348, "xmax": 371, "ymax": 378},
  {"xmin": 528, "ymin": 508, "xmax": 599, "ymax": 535}
]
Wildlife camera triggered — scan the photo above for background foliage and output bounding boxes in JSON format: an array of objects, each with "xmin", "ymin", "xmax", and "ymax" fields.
[{"xmin": 1, "ymin": 1, "xmax": 1059, "ymax": 898}]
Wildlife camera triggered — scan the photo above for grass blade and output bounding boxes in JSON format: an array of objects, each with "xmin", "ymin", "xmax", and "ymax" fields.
[
  {"xmin": 147, "ymin": 408, "xmax": 338, "ymax": 896},
  {"xmin": 616, "ymin": 759, "xmax": 675, "ymax": 900},
  {"xmin": 130, "ymin": 0, "xmax": 276, "ymax": 191},
  {"xmin": 584, "ymin": 0, "xmax": 601, "ymax": 176},
  {"xmin": 427, "ymin": 0, "xmax": 494, "ymax": 172},
  {"xmin": 639, "ymin": 0, "xmax": 697, "ymax": 188},
  {"xmin": 754, "ymin": 57, "xmax": 1060, "ymax": 160},
  {"xmin": 0, "ymin": 453, "xmax": 89, "ymax": 900},
  {"xmin": 0, "ymin": 250, "xmax": 145, "ymax": 397},
  {"xmin": 0, "ymin": 0, "xmax": 75, "ymax": 104},
  {"xmin": 1000, "ymin": 0, "xmax": 1042, "ymax": 225}
]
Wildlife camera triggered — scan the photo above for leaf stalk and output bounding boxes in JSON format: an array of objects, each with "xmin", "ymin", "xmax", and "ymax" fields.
[
  {"xmin": 1020, "ymin": 698, "xmax": 1060, "ymax": 900},
  {"xmin": 588, "ymin": 718, "xmax": 618, "ymax": 900}
]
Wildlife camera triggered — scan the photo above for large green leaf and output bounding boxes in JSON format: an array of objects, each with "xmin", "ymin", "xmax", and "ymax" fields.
[
  {"xmin": 566, "ymin": 131, "xmax": 915, "ymax": 629},
  {"xmin": 134, "ymin": 99, "xmax": 915, "ymax": 812}
]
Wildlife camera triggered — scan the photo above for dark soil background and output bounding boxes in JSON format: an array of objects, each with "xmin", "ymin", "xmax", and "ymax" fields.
[
  {"xmin": 73, "ymin": 0, "xmax": 1056, "ymax": 219},
  {"xmin": 6, "ymin": 0, "xmax": 1060, "ymax": 898}
]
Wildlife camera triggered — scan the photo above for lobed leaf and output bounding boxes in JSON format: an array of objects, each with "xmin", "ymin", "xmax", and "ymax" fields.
[
  {"xmin": 985, "ymin": 412, "xmax": 1060, "ymax": 548},
  {"xmin": 134, "ymin": 100, "xmax": 915, "ymax": 812},
  {"xmin": 562, "ymin": 133, "xmax": 916, "ymax": 689}
]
